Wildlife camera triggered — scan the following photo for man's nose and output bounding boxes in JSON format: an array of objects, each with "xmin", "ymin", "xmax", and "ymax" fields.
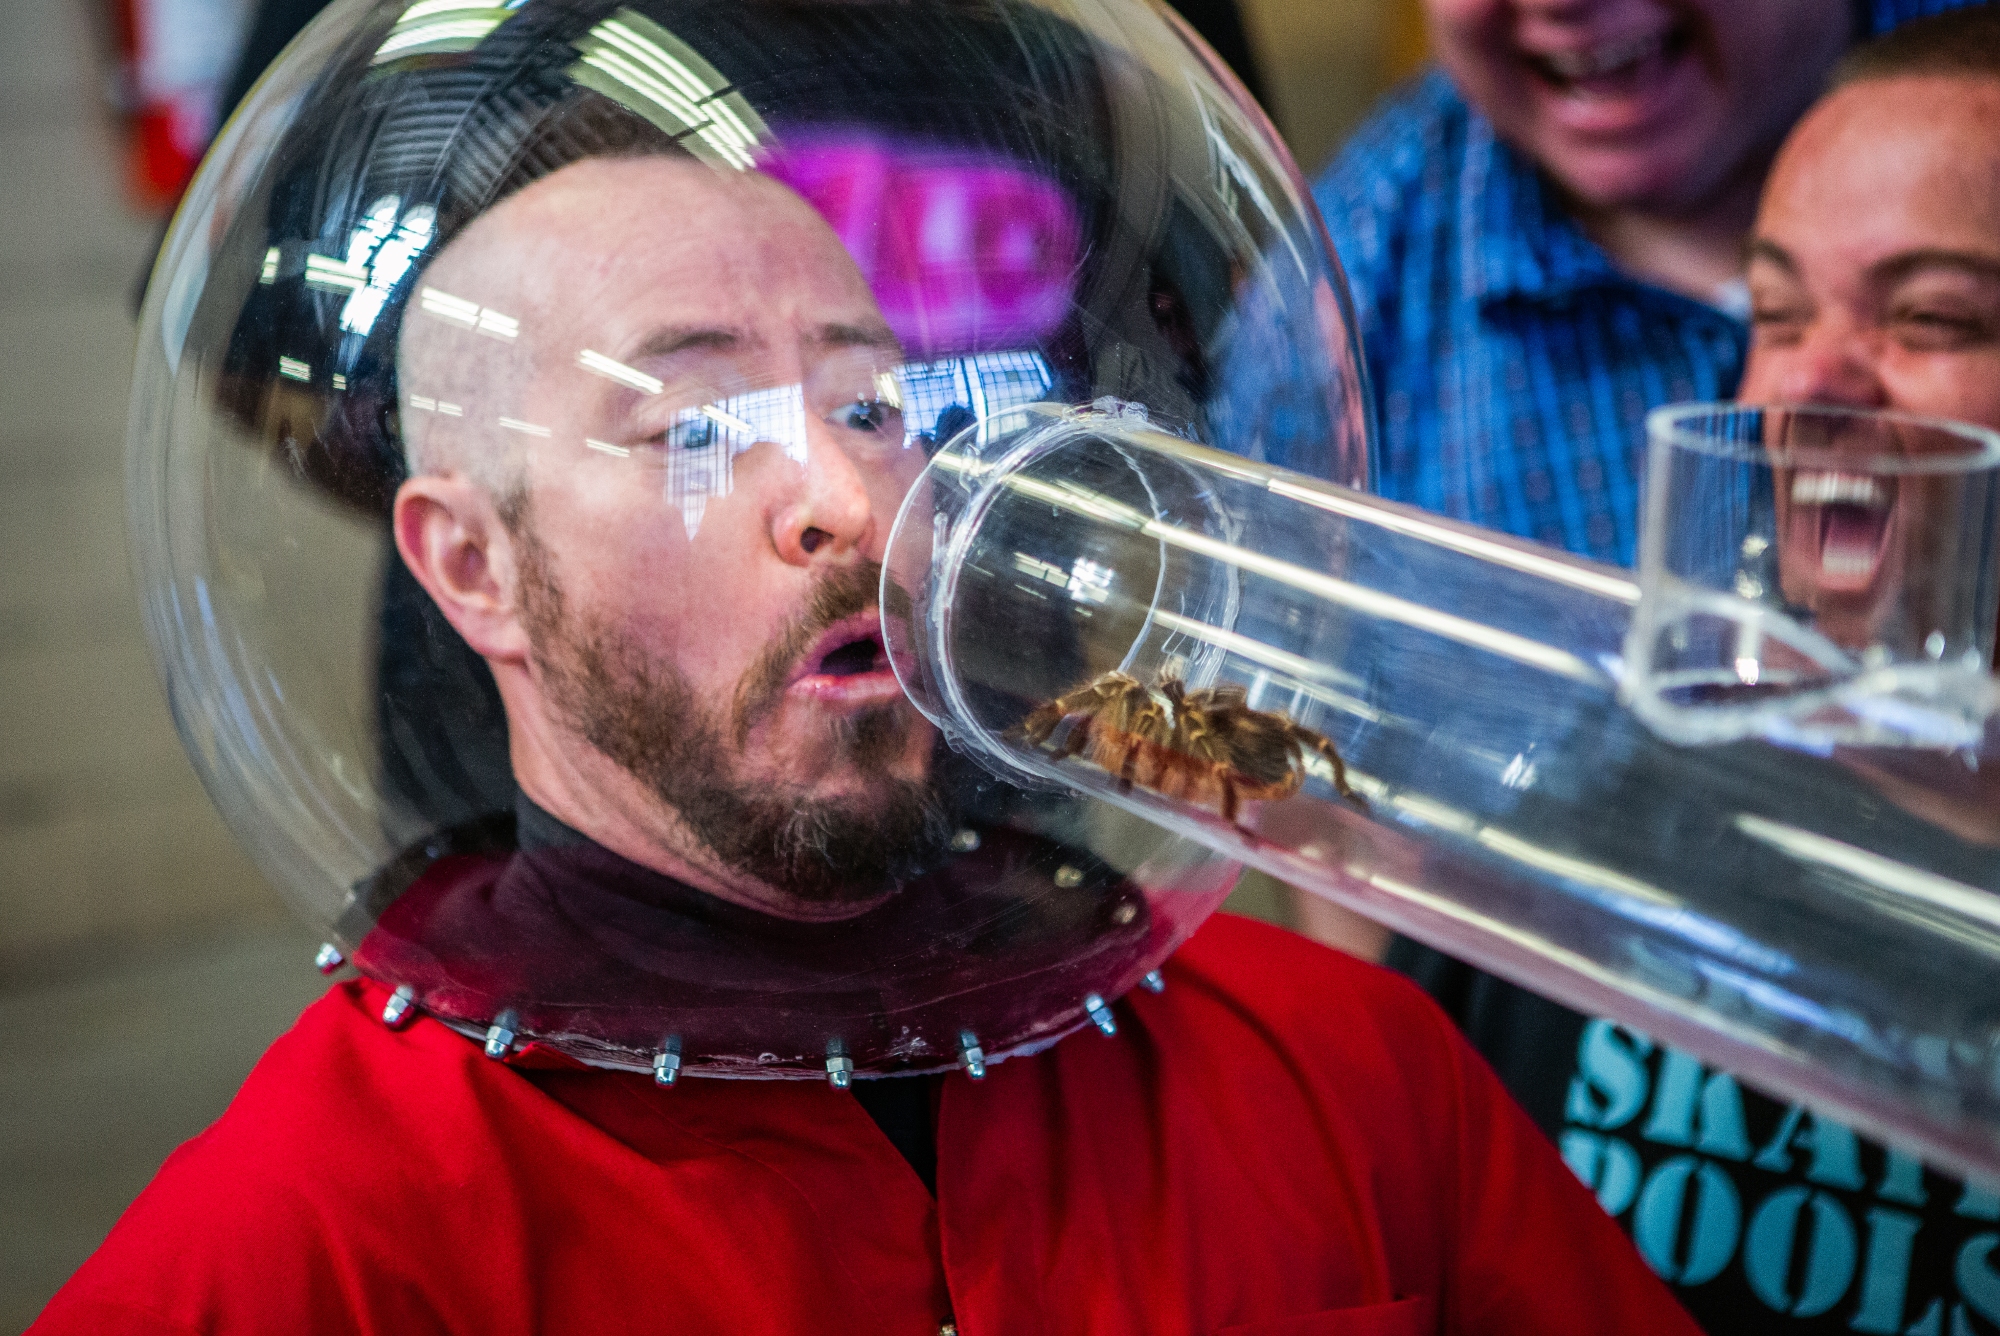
[
  {"xmin": 1772, "ymin": 322, "xmax": 1890, "ymax": 410},
  {"xmin": 770, "ymin": 435, "xmax": 878, "ymax": 566}
]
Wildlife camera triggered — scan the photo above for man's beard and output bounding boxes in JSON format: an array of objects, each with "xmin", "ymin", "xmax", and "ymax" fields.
[{"xmin": 513, "ymin": 520, "xmax": 949, "ymax": 908}]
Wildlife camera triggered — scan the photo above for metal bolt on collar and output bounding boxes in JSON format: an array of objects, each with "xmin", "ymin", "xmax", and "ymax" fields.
[
  {"xmin": 1140, "ymin": 970, "xmax": 1166, "ymax": 994},
  {"xmin": 380, "ymin": 984, "xmax": 416, "ymax": 1028},
  {"xmin": 957, "ymin": 1030, "xmax": 987, "ymax": 1080},
  {"xmin": 826, "ymin": 1039, "xmax": 855, "ymax": 1090},
  {"xmin": 484, "ymin": 1011, "xmax": 518, "ymax": 1060},
  {"xmin": 654, "ymin": 1036, "xmax": 683, "ymax": 1087},
  {"xmin": 949, "ymin": 828, "xmax": 981, "ymax": 853},
  {"xmin": 1053, "ymin": 864, "xmax": 1085, "ymax": 889},
  {"xmin": 1084, "ymin": 993, "xmax": 1117, "ymax": 1037},
  {"xmin": 314, "ymin": 943, "xmax": 345, "ymax": 974}
]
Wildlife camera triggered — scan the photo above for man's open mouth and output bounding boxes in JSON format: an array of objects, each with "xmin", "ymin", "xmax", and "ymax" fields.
[
  {"xmin": 1790, "ymin": 471, "xmax": 1895, "ymax": 594},
  {"xmin": 787, "ymin": 613, "xmax": 904, "ymax": 707},
  {"xmin": 1526, "ymin": 23, "xmax": 1689, "ymax": 98},
  {"xmin": 815, "ymin": 634, "xmax": 886, "ymax": 677}
]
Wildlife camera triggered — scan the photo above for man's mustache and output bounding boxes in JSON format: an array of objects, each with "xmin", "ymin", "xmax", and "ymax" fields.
[{"xmin": 732, "ymin": 562, "xmax": 913, "ymax": 741}]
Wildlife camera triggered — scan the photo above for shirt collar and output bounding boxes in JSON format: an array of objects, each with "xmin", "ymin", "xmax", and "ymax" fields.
[{"xmin": 1457, "ymin": 103, "xmax": 1623, "ymax": 309}]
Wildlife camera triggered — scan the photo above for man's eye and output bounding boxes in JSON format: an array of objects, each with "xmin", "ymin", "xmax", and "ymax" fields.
[
  {"xmin": 1750, "ymin": 308, "xmax": 1807, "ymax": 345},
  {"xmin": 661, "ymin": 414, "xmax": 724, "ymax": 451},
  {"xmin": 1891, "ymin": 308, "xmax": 1992, "ymax": 349},
  {"xmin": 831, "ymin": 398, "xmax": 897, "ymax": 433}
]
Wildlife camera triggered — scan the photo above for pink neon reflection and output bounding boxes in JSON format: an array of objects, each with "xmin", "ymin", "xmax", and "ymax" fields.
[{"xmin": 768, "ymin": 134, "xmax": 1081, "ymax": 356}]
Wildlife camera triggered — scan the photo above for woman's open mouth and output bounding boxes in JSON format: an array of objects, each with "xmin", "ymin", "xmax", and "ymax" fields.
[
  {"xmin": 1786, "ymin": 471, "xmax": 1896, "ymax": 596},
  {"xmin": 1526, "ymin": 23, "xmax": 1689, "ymax": 96},
  {"xmin": 1523, "ymin": 20, "xmax": 1695, "ymax": 128}
]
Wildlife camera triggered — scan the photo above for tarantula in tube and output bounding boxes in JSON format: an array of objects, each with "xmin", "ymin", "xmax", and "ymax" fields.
[{"xmin": 1017, "ymin": 670, "xmax": 1362, "ymax": 827}]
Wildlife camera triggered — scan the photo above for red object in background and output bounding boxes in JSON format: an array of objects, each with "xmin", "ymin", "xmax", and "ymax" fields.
[
  {"xmin": 28, "ymin": 915, "xmax": 1700, "ymax": 1335},
  {"xmin": 103, "ymin": 0, "xmax": 237, "ymax": 211}
]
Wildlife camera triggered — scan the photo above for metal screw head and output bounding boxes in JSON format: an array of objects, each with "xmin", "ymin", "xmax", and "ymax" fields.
[
  {"xmin": 484, "ymin": 1012, "xmax": 518, "ymax": 1060},
  {"xmin": 826, "ymin": 1055, "xmax": 856, "ymax": 1090},
  {"xmin": 654, "ymin": 1051, "xmax": 682, "ymax": 1087},
  {"xmin": 1111, "ymin": 900, "xmax": 1138, "ymax": 925},
  {"xmin": 957, "ymin": 1030, "xmax": 987, "ymax": 1080},
  {"xmin": 380, "ymin": 984, "xmax": 416, "ymax": 1028},
  {"xmin": 949, "ymin": 828, "xmax": 981, "ymax": 853},
  {"xmin": 1053, "ymin": 864, "xmax": 1084, "ymax": 889},
  {"xmin": 1140, "ymin": 969, "xmax": 1166, "ymax": 994},
  {"xmin": 1084, "ymin": 993, "xmax": 1117, "ymax": 1037},
  {"xmin": 314, "ymin": 943, "xmax": 345, "ymax": 974}
]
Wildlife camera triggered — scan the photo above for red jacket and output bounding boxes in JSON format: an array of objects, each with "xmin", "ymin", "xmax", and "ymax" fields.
[{"xmin": 31, "ymin": 915, "xmax": 1696, "ymax": 1335}]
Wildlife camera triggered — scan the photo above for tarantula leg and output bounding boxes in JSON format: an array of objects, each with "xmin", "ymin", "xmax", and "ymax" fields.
[
  {"xmin": 1302, "ymin": 732, "xmax": 1363, "ymax": 808},
  {"xmin": 1112, "ymin": 740, "xmax": 1139, "ymax": 793},
  {"xmin": 1015, "ymin": 701, "xmax": 1064, "ymax": 747},
  {"xmin": 1057, "ymin": 714, "xmax": 1095, "ymax": 760}
]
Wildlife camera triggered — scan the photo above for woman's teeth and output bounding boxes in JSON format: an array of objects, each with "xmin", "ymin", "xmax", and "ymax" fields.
[
  {"xmin": 1792, "ymin": 473, "xmax": 1888, "ymax": 508},
  {"xmin": 1535, "ymin": 31, "xmax": 1668, "ymax": 85}
]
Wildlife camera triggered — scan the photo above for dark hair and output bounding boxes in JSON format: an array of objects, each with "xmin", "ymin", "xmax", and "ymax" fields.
[{"xmin": 1835, "ymin": 5, "xmax": 2000, "ymax": 86}]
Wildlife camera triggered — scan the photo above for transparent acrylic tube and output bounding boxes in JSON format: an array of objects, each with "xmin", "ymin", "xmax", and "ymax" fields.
[{"xmin": 884, "ymin": 409, "xmax": 2000, "ymax": 1178}]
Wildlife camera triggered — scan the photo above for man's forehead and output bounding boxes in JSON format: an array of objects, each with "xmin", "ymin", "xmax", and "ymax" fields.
[
  {"xmin": 1760, "ymin": 80, "xmax": 2000, "ymax": 252},
  {"xmin": 421, "ymin": 155, "xmax": 874, "ymax": 350}
]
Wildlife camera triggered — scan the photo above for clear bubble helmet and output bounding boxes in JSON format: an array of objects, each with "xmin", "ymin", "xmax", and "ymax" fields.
[{"xmin": 130, "ymin": 0, "xmax": 1370, "ymax": 1076}]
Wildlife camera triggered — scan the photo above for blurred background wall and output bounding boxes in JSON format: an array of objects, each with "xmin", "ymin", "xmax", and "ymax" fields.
[{"xmin": 0, "ymin": 0, "xmax": 1422, "ymax": 1324}]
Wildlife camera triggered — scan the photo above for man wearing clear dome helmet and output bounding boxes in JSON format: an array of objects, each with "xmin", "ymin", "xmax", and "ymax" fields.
[{"xmin": 36, "ymin": 2, "xmax": 1696, "ymax": 1333}]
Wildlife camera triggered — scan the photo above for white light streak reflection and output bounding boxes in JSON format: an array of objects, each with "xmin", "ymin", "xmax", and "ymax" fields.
[
  {"xmin": 420, "ymin": 287, "xmax": 481, "ymax": 326},
  {"xmin": 373, "ymin": 1, "xmax": 510, "ymax": 63},
  {"xmin": 475, "ymin": 309, "xmax": 518, "ymax": 340},
  {"xmin": 277, "ymin": 356, "xmax": 310, "ymax": 383},
  {"xmin": 303, "ymin": 254, "xmax": 366, "ymax": 292},
  {"xmin": 1736, "ymin": 815, "xmax": 2000, "ymax": 952},
  {"xmin": 700, "ymin": 404, "xmax": 753, "ymax": 435},
  {"xmin": 1112, "ymin": 433, "xmax": 1639, "ymax": 606},
  {"xmin": 995, "ymin": 472, "xmax": 1608, "ymax": 686},
  {"xmin": 498, "ymin": 417, "xmax": 552, "ymax": 438},
  {"xmin": 578, "ymin": 349, "xmax": 662, "ymax": 395},
  {"xmin": 1267, "ymin": 477, "xmax": 1638, "ymax": 604},
  {"xmin": 568, "ymin": 12, "xmax": 767, "ymax": 170}
]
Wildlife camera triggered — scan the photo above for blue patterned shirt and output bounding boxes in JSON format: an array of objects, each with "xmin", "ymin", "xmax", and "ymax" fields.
[
  {"xmin": 1313, "ymin": 0, "xmax": 1982, "ymax": 567},
  {"xmin": 1313, "ymin": 71, "xmax": 1745, "ymax": 566}
]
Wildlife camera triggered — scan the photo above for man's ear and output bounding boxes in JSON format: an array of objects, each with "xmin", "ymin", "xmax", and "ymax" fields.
[{"xmin": 392, "ymin": 475, "xmax": 533, "ymax": 663}]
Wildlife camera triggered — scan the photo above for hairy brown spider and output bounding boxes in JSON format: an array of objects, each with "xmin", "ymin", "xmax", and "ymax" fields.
[{"xmin": 1017, "ymin": 670, "xmax": 1362, "ymax": 826}]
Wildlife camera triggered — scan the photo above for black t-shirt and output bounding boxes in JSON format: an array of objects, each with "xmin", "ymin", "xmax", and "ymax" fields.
[
  {"xmin": 518, "ymin": 795, "xmax": 945, "ymax": 1192},
  {"xmin": 1390, "ymin": 940, "xmax": 2000, "ymax": 1336}
]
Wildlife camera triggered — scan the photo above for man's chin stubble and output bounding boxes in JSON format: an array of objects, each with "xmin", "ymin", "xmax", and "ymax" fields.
[{"xmin": 515, "ymin": 525, "xmax": 947, "ymax": 904}]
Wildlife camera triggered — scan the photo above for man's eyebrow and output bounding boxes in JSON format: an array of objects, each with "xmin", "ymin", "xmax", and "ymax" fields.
[
  {"xmin": 811, "ymin": 321, "xmax": 901, "ymax": 352},
  {"xmin": 1872, "ymin": 249, "xmax": 2000, "ymax": 287},
  {"xmin": 629, "ymin": 326, "xmax": 746, "ymax": 360},
  {"xmin": 1745, "ymin": 238, "xmax": 1798, "ymax": 273}
]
